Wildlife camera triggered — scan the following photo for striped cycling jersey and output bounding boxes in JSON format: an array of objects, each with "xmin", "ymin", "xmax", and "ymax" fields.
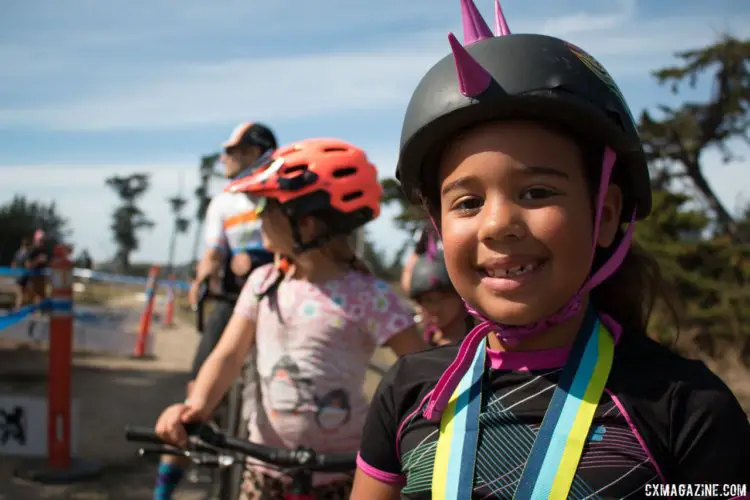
[{"xmin": 204, "ymin": 190, "xmax": 265, "ymax": 256}]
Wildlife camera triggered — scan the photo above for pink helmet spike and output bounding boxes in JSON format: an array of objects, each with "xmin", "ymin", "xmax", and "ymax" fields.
[
  {"xmin": 460, "ymin": 0, "xmax": 493, "ymax": 44},
  {"xmin": 448, "ymin": 33, "xmax": 492, "ymax": 97},
  {"xmin": 494, "ymin": 0, "xmax": 511, "ymax": 36}
]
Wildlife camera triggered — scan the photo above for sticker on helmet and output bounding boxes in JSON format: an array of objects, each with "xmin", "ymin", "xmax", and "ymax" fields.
[
  {"xmin": 565, "ymin": 42, "xmax": 614, "ymax": 85},
  {"xmin": 565, "ymin": 42, "xmax": 634, "ymax": 124}
]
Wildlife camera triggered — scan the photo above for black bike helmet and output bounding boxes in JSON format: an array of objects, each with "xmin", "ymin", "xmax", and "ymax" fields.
[
  {"xmin": 396, "ymin": 0, "xmax": 651, "ymax": 222},
  {"xmin": 408, "ymin": 251, "xmax": 453, "ymax": 299}
]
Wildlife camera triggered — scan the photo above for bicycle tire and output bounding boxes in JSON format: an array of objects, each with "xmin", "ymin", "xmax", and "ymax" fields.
[
  {"xmin": 201, "ymin": 396, "xmax": 228, "ymax": 500},
  {"xmin": 215, "ymin": 380, "xmax": 245, "ymax": 500}
]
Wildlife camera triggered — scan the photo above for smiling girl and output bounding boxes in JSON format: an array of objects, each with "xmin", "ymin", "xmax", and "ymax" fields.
[{"xmin": 352, "ymin": 1, "xmax": 750, "ymax": 499}]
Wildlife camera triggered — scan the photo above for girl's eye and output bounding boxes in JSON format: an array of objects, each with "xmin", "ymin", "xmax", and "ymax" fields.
[
  {"xmin": 519, "ymin": 187, "xmax": 557, "ymax": 201},
  {"xmin": 453, "ymin": 197, "xmax": 483, "ymax": 212}
]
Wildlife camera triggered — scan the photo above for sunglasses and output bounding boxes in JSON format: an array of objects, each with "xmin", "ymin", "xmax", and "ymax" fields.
[
  {"xmin": 238, "ymin": 157, "xmax": 287, "ymax": 216},
  {"xmin": 223, "ymin": 145, "xmax": 244, "ymax": 156}
]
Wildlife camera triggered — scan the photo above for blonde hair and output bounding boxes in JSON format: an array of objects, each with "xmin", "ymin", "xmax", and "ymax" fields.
[{"xmin": 327, "ymin": 232, "xmax": 372, "ymax": 275}]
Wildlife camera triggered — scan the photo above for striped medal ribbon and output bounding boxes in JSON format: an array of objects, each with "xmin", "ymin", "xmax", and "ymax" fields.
[{"xmin": 431, "ymin": 307, "xmax": 614, "ymax": 500}]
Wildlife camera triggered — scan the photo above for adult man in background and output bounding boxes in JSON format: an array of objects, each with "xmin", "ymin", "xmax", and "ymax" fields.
[
  {"xmin": 154, "ymin": 122, "xmax": 277, "ymax": 500},
  {"xmin": 188, "ymin": 122, "xmax": 277, "ymax": 376}
]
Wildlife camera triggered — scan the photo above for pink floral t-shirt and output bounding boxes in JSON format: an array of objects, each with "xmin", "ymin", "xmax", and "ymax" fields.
[{"xmin": 234, "ymin": 264, "xmax": 415, "ymax": 480}]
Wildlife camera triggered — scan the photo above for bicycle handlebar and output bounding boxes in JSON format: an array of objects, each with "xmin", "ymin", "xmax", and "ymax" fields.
[{"xmin": 124, "ymin": 422, "xmax": 356, "ymax": 473}]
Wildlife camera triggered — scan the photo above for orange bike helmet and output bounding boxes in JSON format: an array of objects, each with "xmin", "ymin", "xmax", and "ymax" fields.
[{"xmin": 226, "ymin": 138, "xmax": 382, "ymax": 252}]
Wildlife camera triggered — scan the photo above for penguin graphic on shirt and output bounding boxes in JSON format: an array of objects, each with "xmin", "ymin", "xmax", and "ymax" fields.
[
  {"xmin": 315, "ymin": 389, "xmax": 351, "ymax": 432},
  {"xmin": 265, "ymin": 355, "xmax": 314, "ymax": 415}
]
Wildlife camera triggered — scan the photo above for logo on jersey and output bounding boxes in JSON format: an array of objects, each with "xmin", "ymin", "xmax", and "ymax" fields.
[{"xmin": 588, "ymin": 424, "xmax": 607, "ymax": 442}]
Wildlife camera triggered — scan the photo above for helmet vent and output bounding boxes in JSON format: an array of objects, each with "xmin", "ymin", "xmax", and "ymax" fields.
[
  {"xmin": 323, "ymin": 146, "xmax": 348, "ymax": 153},
  {"xmin": 342, "ymin": 191, "xmax": 363, "ymax": 202},
  {"xmin": 283, "ymin": 164, "xmax": 308, "ymax": 175},
  {"xmin": 332, "ymin": 166, "xmax": 358, "ymax": 178}
]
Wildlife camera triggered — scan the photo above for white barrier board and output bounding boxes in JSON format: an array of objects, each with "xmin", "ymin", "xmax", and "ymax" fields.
[
  {"xmin": 0, "ymin": 395, "xmax": 80, "ymax": 457},
  {"xmin": 1, "ymin": 307, "xmax": 152, "ymax": 357}
]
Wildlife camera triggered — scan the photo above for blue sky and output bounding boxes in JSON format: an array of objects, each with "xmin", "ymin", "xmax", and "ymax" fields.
[{"xmin": 2, "ymin": 0, "xmax": 749, "ymax": 265}]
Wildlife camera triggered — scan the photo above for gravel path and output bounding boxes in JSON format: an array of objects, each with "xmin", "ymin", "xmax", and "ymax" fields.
[
  {"xmin": 0, "ymin": 295, "xmax": 219, "ymax": 500},
  {"xmin": 0, "ymin": 292, "xmax": 394, "ymax": 500}
]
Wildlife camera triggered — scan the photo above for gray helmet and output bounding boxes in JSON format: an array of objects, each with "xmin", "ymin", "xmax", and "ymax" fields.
[
  {"xmin": 408, "ymin": 251, "xmax": 453, "ymax": 299},
  {"xmin": 396, "ymin": 0, "xmax": 650, "ymax": 222}
]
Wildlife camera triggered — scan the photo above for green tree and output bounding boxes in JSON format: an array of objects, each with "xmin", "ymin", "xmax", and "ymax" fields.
[
  {"xmin": 381, "ymin": 178, "xmax": 428, "ymax": 234},
  {"xmin": 105, "ymin": 173, "xmax": 154, "ymax": 272},
  {"xmin": 376, "ymin": 177, "xmax": 430, "ymax": 274},
  {"xmin": 637, "ymin": 35, "xmax": 750, "ymax": 354},
  {"xmin": 0, "ymin": 195, "xmax": 70, "ymax": 265},
  {"xmin": 637, "ymin": 187, "xmax": 750, "ymax": 354},
  {"xmin": 191, "ymin": 153, "xmax": 220, "ymax": 264},
  {"xmin": 639, "ymin": 36, "xmax": 750, "ymax": 241},
  {"xmin": 166, "ymin": 193, "xmax": 190, "ymax": 274}
]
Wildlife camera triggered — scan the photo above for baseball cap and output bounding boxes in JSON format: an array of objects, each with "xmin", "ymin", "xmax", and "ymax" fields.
[{"xmin": 221, "ymin": 122, "xmax": 277, "ymax": 152}]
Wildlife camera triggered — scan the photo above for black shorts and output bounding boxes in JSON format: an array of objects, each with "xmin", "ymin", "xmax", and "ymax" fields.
[{"xmin": 190, "ymin": 300, "xmax": 235, "ymax": 379}]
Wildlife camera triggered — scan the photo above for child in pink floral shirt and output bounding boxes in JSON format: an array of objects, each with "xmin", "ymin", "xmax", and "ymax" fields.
[
  {"xmin": 234, "ymin": 261, "xmax": 417, "ymax": 489},
  {"xmin": 154, "ymin": 138, "xmax": 425, "ymax": 500}
]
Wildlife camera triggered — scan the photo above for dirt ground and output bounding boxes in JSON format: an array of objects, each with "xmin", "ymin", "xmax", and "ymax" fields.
[
  {"xmin": 0, "ymin": 290, "xmax": 396, "ymax": 500},
  {"xmin": 0, "ymin": 300, "xmax": 209, "ymax": 500}
]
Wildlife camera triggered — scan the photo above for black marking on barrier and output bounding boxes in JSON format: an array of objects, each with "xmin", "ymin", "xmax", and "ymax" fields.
[{"xmin": 0, "ymin": 405, "xmax": 27, "ymax": 446}]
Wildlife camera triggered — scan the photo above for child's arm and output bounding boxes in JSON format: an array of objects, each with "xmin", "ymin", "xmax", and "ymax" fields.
[
  {"xmin": 352, "ymin": 360, "xmax": 407, "ymax": 500},
  {"xmin": 186, "ymin": 312, "xmax": 256, "ymax": 418},
  {"xmin": 350, "ymin": 470, "xmax": 401, "ymax": 500},
  {"xmin": 670, "ymin": 378, "xmax": 750, "ymax": 484}
]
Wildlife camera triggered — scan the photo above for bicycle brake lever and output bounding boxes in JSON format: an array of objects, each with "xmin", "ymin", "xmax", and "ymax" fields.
[
  {"xmin": 184, "ymin": 421, "xmax": 224, "ymax": 447},
  {"xmin": 191, "ymin": 454, "xmax": 236, "ymax": 468},
  {"xmin": 138, "ymin": 447, "xmax": 185, "ymax": 459}
]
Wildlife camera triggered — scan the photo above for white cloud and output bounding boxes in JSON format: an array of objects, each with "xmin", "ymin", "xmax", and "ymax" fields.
[
  {"xmin": 539, "ymin": 0, "xmax": 636, "ymax": 35},
  {"xmin": 0, "ymin": 49, "xmax": 438, "ymax": 131},
  {"xmin": 2, "ymin": 3, "xmax": 749, "ymax": 132}
]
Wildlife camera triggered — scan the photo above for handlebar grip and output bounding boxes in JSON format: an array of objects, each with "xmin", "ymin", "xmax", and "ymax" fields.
[
  {"xmin": 124, "ymin": 426, "xmax": 166, "ymax": 446},
  {"xmin": 317, "ymin": 452, "xmax": 358, "ymax": 471},
  {"xmin": 183, "ymin": 422, "xmax": 222, "ymax": 445}
]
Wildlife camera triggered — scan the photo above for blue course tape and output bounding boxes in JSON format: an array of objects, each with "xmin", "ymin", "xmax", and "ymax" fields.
[
  {"xmin": 1, "ymin": 266, "xmax": 190, "ymax": 290},
  {"xmin": 0, "ymin": 298, "xmax": 105, "ymax": 331},
  {"xmin": 46, "ymin": 297, "xmax": 73, "ymax": 313},
  {"xmin": 0, "ymin": 303, "xmax": 43, "ymax": 330},
  {"xmin": 0, "ymin": 267, "xmax": 46, "ymax": 277}
]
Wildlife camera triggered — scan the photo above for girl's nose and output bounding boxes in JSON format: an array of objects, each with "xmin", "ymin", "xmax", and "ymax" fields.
[{"xmin": 476, "ymin": 196, "xmax": 528, "ymax": 243}]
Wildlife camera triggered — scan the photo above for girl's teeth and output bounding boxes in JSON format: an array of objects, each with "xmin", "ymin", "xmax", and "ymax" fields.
[{"xmin": 486, "ymin": 262, "xmax": 538, "ymax": 278}]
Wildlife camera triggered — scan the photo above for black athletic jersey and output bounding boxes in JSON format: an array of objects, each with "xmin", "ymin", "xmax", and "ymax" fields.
[
  {"xmin": 358, "ymin": 332, "xmax": 750, "ymax": 499},
  {"xmin": 25, "ymin": 245, "xmax": 49, "ymax": 270}
]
